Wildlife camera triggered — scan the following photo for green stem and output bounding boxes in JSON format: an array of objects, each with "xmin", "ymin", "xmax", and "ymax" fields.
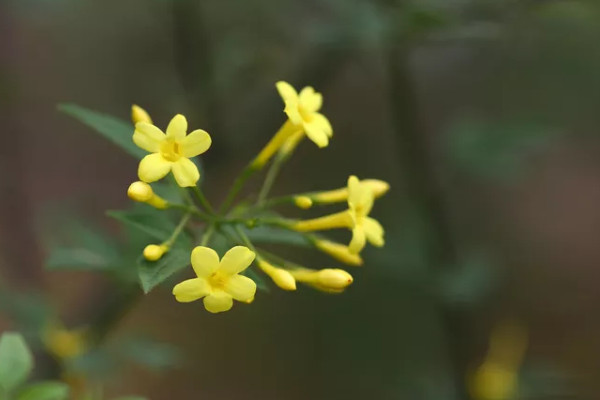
[
  {"xmin": 167, "ymin": 203, "xmax": 212, "ymax": 220},
  {"xmin": 192, "ymin": 186, "xmax": 215, "ymax": 214},
  {"xmin": 234, "ymin": 225, "xmax": 256, "ymax": 251},
  {"xmin": 165, "ymin": 213, "xmax": 192, "ymax": 247},
  {"xmin": 200, "ymin": 224, "xmax": 216, "ymax": 246},
  {"xmin": 220, "ymin": 165, "xmax": 256, "ymax": 213},
  {"xmin": 256, "ymin": 154, "xmax": 285, "ymax": 206}
]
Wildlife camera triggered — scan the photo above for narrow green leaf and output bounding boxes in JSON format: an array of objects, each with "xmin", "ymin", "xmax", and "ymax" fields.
[
  {"xmin": 243, "ymin": 226, "xmax": 311, "ymax": 247},
  {"xmin": 58, "ymin": 103, "xmax": 145, "ymax": 159},
  {"xmin": 17, "ymin": 382, "xmax": 69, "ymax": 400},
  {"xmin": 107, "ymin": 209, "xmax": 176, "ymax": 242},
  {"xmin": 137, "ymin": 248, "xmax": 191, "ymax": 293},
  {"xmin": 0, "ymin": 333, "xmax": 33, "ymax": 392}
]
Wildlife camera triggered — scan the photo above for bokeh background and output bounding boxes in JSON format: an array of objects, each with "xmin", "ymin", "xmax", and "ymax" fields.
[{"xmin": 2, "ymin": 0, "xmax": 600, "ymax": 399}]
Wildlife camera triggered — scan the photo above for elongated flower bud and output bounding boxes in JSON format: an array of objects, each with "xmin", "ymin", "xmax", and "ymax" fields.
[
  {"xmin": 296, "ymin": 179, "xmax": 390, "ymax": 208},
  {"xmin": 290, "ymin": 268, "xmax": 353, "ymax": 293},
  {"xmin": 291, "ymin": 211, "xmax": 353, "ymax": 232},
  {"xmin": 251, "ymin": 120, "xmax": 299, "ymax": 169},
  {"xmin": 143, "ymin": 244, "xmax": 169, "ymax": 261},
  {"xmin": 258, "ymin": 260, "xmax": 296, "ymax": 291},
  {"xmin": 127, "ymin": 181, "xmax": 168, "ymax": 209},
  {"xmin": 314, "ymin": 239, "xmax": 363, "ymax": 266},
  {"xmin": 131, "ymin": 104, "xmax": 152, "ymax": 124}
]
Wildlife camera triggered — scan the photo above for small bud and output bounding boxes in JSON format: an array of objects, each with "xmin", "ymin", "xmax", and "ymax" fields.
[
  {"xmin": 128, "ymin": 181, "xmax": 153, "ymax": 202},
  {"xmin": 315, "ymin": 269, "xmax": 353, "ymax": 290},
  {"xmin": 127, "ymin": 181, "xmax": 168, "ymax": 209},
  {"xmin": 257, "ymin": 260, "xmax": 296, "ymax": 291},
  {"xmin": 131, "ymin": 104, "xmax": 152, "ymax": 124},
  {"xmin": 314, "ymin": 239, "xmax": 363, "ymax": 266},
  {"xmin": 294, "ymin": 196, "xmax": 313, "ymax": 209},
  {"xmin": 364, "ymin": 179, "xmax": 390, "ymax": 198},
  {"xmin": 143, "ymin": 244, "xmax": 168, "ymax": 261}
]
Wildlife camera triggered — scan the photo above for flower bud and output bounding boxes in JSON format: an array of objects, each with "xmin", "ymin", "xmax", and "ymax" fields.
[
  {"xmin": 294, "ymin": 196, "xmax": 313, "ymax": 209},
  {"xmin": 364, "ymin": 179, "xmax": 390, "ymax": 198},
  {"xmin": 315, "ymin": 269, "xmax": 353, "ymax": 290},
  {"xmin": 257, "ymin": 260, "xmax": 296, "ymax": 291},
  {"xmin": 314, "ymin": 239, "xmax": 363, "ymax": 266},
  {"xmin": 143, "ymin": 244, "xmax": 168, "ymax": 261},
  {"xmin": 131, "ymin": 104, "xmax": 152, "ymax": 124},
  {"xmin": 127, "ymin": 181, "xmax": 168, "ymax": 209}
]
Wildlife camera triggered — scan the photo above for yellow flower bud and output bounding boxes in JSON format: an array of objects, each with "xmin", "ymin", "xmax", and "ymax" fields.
[
  {"xmin": 127, "ymin": 181, "xmax": 168, "ymax": 209},
  {"xmin": 257, "ymin": 260, "xmax": 296, "ymax": 291},
  {"xmin": 143, "ymin": 244, "xmax": 168, "ymax": 261},
  {"xmin": 294, "ymin": 196, "xmax": 313, "ymax": 209},
  {"xmin": 309, "ymin": 179, "xmax": 390, "ymax": 204},
  {"xmin": 314, "ymin": 239, "xmax": 363, "ymax": 266},
  {"xmin": 469, "ymin": 362, "xmax": 517, "ymax": 400},
  {"xmin": 127, "ymin": 181, "xmax": 153, "ymax": 202},
  {"xmin": 43, "ymin": 324, "xmax": 87, "ymax": 360},
  {"xmin": 131, "ymin": 104, "xmax": 152, "ymax": 124},
  {"xmin": 315, "ymin": 269, "xmax": 353, "ymax": 290},
  {"xmin": 291, "ymin": 211, "xmax": 353, "ymax": 232},
  {"xmin": 364, "ymin": 179, "xmax": 390, "ymax": 198}
]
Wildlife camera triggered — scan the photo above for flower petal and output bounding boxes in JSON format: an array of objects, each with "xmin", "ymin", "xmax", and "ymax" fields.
[
  {"xmin": 349, "ymin": 226, "xmax": 366, "ymax": 254},
  {"xmin": 166, "ymin": 114, "xmax": 187, "ymax": 140},
  {"xmin": 138, "ymin": 153, "xmax": 172, "ymax": 183},
  {"xmin": 276, "ymin": 81, "xmax": 298, "ymax": 102},
  {"xmin": 299, "ymin": 86, "xmax": 322, "ymax": 112},
  {"xmin": 347, "ymin": 176, "xmax": 374, "ymax": 215},
  {"xmin": 172, "ymin": 278, "xmax": 210, "ymax": 303},
  {"xmin": 284, "ymin": 100, "xmax": 303, "ymax": 125},
  {"xmin": 219, "ymin": 246, "xmax": 256, "ymax": 275},
  {"xmin": 364, "ymin": 217, "xmax": 385, "ymax": 247},
  {"xmin": 171, "ymin": 158, "xmax": 200, "ymax": 187},
  {"xmin": 180, "ymin": 129, "xmax": 212, "ymax": 158},
  {"xmin": 133, "ymin": 122, "xmax": 164, "ymax": 152},
  {"xmin": 190, "ymin": 246, "xmax": 220, "ymax": 278},
  {"xmin": 303, "ymin": 119, "xmax": 329, "ymax": 148},
  {"xmin": 224, "ymin": 275, "xmax": 257, "ymax": 302},
  {"xmin": 312, "ymin": 113, "xmax": 332, "ymax": 137},
  {"xmin": 203, "ymin": 291, "xmax": 233, "ymax": 313}
]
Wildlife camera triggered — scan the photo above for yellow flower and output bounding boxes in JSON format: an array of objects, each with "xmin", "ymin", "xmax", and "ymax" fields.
[
  {"xmin": 347, "ymin": 175, "xmax": 384, "ymax": 253},
  {"xmin": 172, "ymin": 246, "xmax": 257, "ymax": 313},
  {"xmin": 289, "ymin": 268, "xmax": 353, "ymax": 293},
  {"xmin": 43, "ymin": 323, "xmax": 87, "ymax": 360},
  {"xmin": 276, "ymin": 81, "xmax": 333, "ymax": 148},
  {"xmin": 131, "ymin": 104, "xmax": 153, "ymax": 124},
  {"xmin": 257, "ymin": 259, "xmax": 296, "ymax": 291},
  {"xmin": 294, "ymin": 179, "xmax": 390, "ymax": 208},
  {"xmin": 314, "ymin": 239, "xmax": 363, "ymax": 266},
  {"xmin": 291, "ymin": 176, "xmax": 385, "ymax": 254},
  {"xmin": 143, "ymin": 244, "xmax": 169, "ymax": 261},
  {"xmin": 127, "ymin": 181, "xmax": 168, "ymax": 209},
  {"xmin": 133, "ymin": 114, "xmax": 212, "ymax": 187}
]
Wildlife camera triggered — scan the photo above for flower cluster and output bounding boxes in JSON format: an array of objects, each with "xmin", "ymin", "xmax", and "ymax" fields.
[{"xmin": 127, "ymin": 81, "xmax": 389, "ymax": 313}]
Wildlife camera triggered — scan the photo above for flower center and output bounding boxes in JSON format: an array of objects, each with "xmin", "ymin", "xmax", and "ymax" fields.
[
  {"xmin": 208, "ymin": 272, "xmax": 227, "ymax": 290},
  {"xmin": 160, "ymin": 140, "xmax": 182, "ymax": 162}
]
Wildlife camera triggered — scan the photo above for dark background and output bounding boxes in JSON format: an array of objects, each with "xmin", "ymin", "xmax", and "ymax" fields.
[{"xmin": 2, "ymin": 0, "xmax": 600, "ymax": 399}]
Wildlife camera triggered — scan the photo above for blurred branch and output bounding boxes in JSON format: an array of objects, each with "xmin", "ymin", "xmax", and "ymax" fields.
[{"xmin": 383, "ymin": 19, "xmax": 471, "ymax": 400}]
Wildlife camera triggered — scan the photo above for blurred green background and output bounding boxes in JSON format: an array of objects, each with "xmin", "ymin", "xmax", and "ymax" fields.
[{"xmin": 2, "ymin": 0, "xmax": 600, "ymax": 399}]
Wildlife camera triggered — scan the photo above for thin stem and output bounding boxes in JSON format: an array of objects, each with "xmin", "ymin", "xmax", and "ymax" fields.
[
  {"xmin": 220, "ymin": 165, "xmax": 255, "ymax": 213},
  {"xmin": 234, "ymin": 225, "xmax": 256, "ymax": 251},
  {"xmin": 165, "ymin": 213, "xmax": 192, "ymax": 247},
  {"xmin": 192, "ymin": 186, "xmax": 215, "ymax": 214},
  {"xmin": 256, "ymin": 154, "xmax": 285, "ymax": 206},
  {"xmin": 167, "ymin": 203, "xmax": 212, "ymax": 220},
  {"xmin": 200, "ymin": 224, "xmax": 216, "ymax": 246}
]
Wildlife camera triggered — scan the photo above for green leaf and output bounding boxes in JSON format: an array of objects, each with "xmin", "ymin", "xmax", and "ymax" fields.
[
  {"xmin": 46, "ymin": 247, "xmax": 115, "ymax": 271},
  {"xmin": 107, "ymin": 209, "xmax": 176, "ymax": 242},
  {"xmin": 243, "ymin": 226, "xmax": 310, "ymax": 247},
  {"xmin": 0, "ymin": 333, "xmax": 33, "ymax": 392},
  {"xmin": 17, "ymin": 382, "xmax": 69, "ymax": 400},
  {"xmin": 137, "ymin": 248, "xmax": 191, "ymax": 293},
  {"xmin": 58, "ymin": 103, "xmax": 145, "ymax": 159}
]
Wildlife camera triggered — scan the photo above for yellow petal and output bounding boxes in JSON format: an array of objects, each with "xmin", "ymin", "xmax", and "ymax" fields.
[
  {"xmin": 276, "ymin": 81, "xmax": 298, "ymax": 102},
  {"xmin": 284, "ymin": 100, "xmax": 303, "ymax": 125},
  {"xmin": 190, "ymin": 246, "xmax": 220, "ymax": 278},
  {"xmin": 171, "ymin": 158, "xmax": 200, "ymax": 187},
  {"xmin": 131, "ymin": 105, "xmax": 153, "ymax": 124},
  {"xmin": 172, "ymin": 278, "xmax": 210, "ymax": 303},
  {"xmin": 133, "ymin": 122, "xmax": 164, "ymax": 153},
  {"xmin": 224, "ymin": 275, "xmax": 257, "ymax": 302},
  {"xmin": 303, "ymin": 118, "xmax": 329, "ymax": 148},
  {"xmin": 138, "ymin": 153, "xmax": 172, "ymax": 183},
  {"xmin": 347, "ymin": 176, "xmax": 374, "ymax": 215},
  {"xmin": 203, "ymin": 291, "xmax": 234, "ymax": 313},
  {"xmin": 312, "ymin": 113, "xmax": 332, "ymax": 137},
  {"xmin": 364, "ymin": 217, "xmax": 384, "ymax": 247},
  {"xmin": 349, "ymin": 226, "xmax": 366, "ymax": 254},
  {"xmin": 219, "ymin": 246, "xmax": 255, "ymax": 275},
  {"xmin": 166, "ymin": 114, "xmax": 187, "ymax": 140},
  {"xmin": 299, "ymin": 86, "xmax": 322, "ymax": 112},
  {"xmin": 180, "ymin": 129, "xmax": 212, "ymax": 157}
]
